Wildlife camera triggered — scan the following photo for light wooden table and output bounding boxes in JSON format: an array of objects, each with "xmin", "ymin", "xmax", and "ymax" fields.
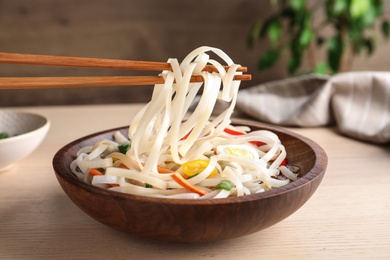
[{"xmin": 1, "ymin": 104, "xmax": 389, "ymax": 260}]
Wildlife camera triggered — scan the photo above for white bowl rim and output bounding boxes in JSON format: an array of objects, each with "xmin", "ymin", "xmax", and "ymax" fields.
[{"xmin": 0, "ymin": 110, "xmax": 50, "ymax": 144}]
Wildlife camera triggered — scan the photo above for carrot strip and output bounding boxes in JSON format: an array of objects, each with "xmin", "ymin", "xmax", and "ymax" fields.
[
  {"xmin": 88, "ymin": 168, "xmax": 104, "ymax": 176},
  {"xmin": 171, "ymin": 172, "xmax": 208, "ymax": 196},
  {"xmin": 156, "ymin": 166, "xmax": 174, "ymax": 174},
  {"xmin": 118, "ymin": 163, "xmax": 129, "ymax": 169}
]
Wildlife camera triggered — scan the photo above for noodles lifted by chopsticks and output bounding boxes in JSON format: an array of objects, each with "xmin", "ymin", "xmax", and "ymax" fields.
[{"xmin": 70, "ymin": 46, "xmax": 299, "ymax": 199}]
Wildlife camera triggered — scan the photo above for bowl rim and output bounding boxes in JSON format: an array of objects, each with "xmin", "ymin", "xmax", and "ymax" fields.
[
  {"xmin": 53, "ymin": 119, "xmax": 327, "ymax": 205},
  {"xmin": 0, "ymin": 110, "xmax": 50, "ymax": 144}
]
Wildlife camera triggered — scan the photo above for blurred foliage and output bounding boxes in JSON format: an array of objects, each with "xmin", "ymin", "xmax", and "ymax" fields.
[{"xmin": 247, "ymin": 0, "xmax": 390, "ymax": 75}]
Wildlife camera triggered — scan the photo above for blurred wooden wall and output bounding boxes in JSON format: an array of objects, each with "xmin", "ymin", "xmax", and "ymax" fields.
[
  {"xmin": 0, "ymin": 0, "xmax": 278, "ymax": 106},
  {"xmin": 0, "ymin": 0, "xmax": 389, "ymax": 106}
]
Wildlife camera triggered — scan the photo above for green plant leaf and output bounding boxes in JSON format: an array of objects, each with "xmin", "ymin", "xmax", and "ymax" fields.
[
  {"xmin": 382, "ymin": 20, "xmax": 390, "ymax": 38},
  {"xmin": 259, "ymin": 17, "xmax": 278, "ymax": 38},
  {"xmin": 363, "ymin": 38, "xmax": 374, "ymax": 55},
  {"xmin": 325, "ymin": 0, "xmax": 347, "ymax": 19},
  {"xmin": 350, "ymin": 0, "xmax": 371, "ymax": 19},
  {"xmin": 371, "ymin": 0, "xmax": 384, "ymax": 17},
  {"xmin": 349, "ymin": 22, "xmax": 364, "ymax": 42},
  {"xmin": 360, "ymin": 5, "xmax": 381, "ymax": 27},
  {"xmin": 247, "ymin": 20, "xmax": 263, "ymax": 48},
  {"xmin": 258, "ymin": 50, "xmax": 280, "ymax": 70},
  {"xmin": 327, "ymin": 34, "xmax": 344, "ymax": 72},
  {"xmin": 314, "ymin": 62, "xmax": 329, "ymax": 75},
  {"xmin": 290, "ymin": 0, "xmax": 306, "ymax": 11},
  {"xmin": 333, "ymin": 0, "xmax": 348, "ymax": 16},
  {"xmin": 287, "ymin": 55, "xmax": 301, "ymax": 74},
  {"xmin": 248, "ymin": 0, "xmax": 385, "ymax": 74},
  {"xmin": 299, "ymin": 27, "xmax": 314, "ymax": 48},
  {"xmin": 268, "ymin": 19, "xmax": 282, "ymax": 46},
  {"xmin": 351, "ymin": 36, "xmax": 375, "ymax": 55}
]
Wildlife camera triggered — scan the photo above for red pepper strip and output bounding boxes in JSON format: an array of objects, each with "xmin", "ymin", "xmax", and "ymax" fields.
[
  {"xmin": 181, "ymin": 127, "xmax": 266, "ymax": 146},
  {"xmin": 281, "ymin": 158, "xmax": 287, "ymax": 166},
  {"xmin": 223, "ymin": 128, "xmax": 266, "ymax": 146},
  {"xmin": 250, "ymin": 141, "xmax": 266, "ymax": 146},
  {"xmin": 181, "ymin": 130, "xmax": 192, "ymax": 140},
  {"xmin": 223, "ymin": 128, "xmax": 244, "ymax": 135}
]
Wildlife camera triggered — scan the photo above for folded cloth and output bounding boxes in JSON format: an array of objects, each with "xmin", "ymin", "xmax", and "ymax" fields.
[{"xmin": 236, "ymin": 72, "xmax": 390, "ymax": 144}]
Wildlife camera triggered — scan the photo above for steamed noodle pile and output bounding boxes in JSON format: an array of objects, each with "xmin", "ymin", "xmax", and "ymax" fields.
[{"xmin": 70, "ymin": 46, "xmax": 299, "ymax": 199}]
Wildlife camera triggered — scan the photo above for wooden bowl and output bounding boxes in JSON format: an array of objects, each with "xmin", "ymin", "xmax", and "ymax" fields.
[{"xmin": 53, "ymin": 119, "xmax": 327, "ymax": 243}]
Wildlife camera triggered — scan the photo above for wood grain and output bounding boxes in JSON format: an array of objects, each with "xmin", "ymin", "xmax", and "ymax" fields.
[
  {"xmin": 0, "ymin": 52, "xmax": 247, "ymax": 72},
  {"xmin": 1, "ymin": 104, "xmax": 390, "ymax": 259},
  {"xmin": 0, "ymin": 74, "xmax": 252, "ymax": 89}
]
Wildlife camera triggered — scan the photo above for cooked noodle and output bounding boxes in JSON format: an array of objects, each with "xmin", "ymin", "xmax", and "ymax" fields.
[{"xmin": 70, "ymin": 46, "xmax": 299, "ymax": 199}]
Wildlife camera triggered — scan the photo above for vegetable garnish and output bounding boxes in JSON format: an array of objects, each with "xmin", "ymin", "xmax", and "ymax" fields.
[
  {"xmin": 223, "ymin": 128, "xmax": 266, "ymax": 146},
  {"xmin": 88, "ymin": 168, "xmax": 105, "ymax": 176},
  {"xmin": 70, "ymin": 46, "xmax": 299, "ymax": 199},
  {"xmin": 181, "ymin": 160, "xmax": 217, "ymax": 178},
  {"xmin": 156, "ymin": 166, "xmax": 174, "ymax": 174},
  {"xmin": 0, "ymin": 132, "xmax": 10, "ymax": 139},
  {"xmin": 118, "ymin": 142, "xmax": 131, "ymax": 154},
  {"xmin": 223, "ymin": 128, "xmax": 244, "ymax": 136},
  {"xmin": 171, "ymin": 172, "xmax": 208, "ymax": 196},
  {"xmin": 215, "ymin": 180, "xmax": 234, "ymax": 191}
]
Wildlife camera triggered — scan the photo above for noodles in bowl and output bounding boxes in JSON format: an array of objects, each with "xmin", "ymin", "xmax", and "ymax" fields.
[
  {"xmin": 53, "ymin": 46, "xmax": 327, "ymax": 241},
  {"xmin": 69, "ymin": 46, "xmax": 299, "ymax": 199},
  {"xmin": 53, "ymin": 120, "xmax": 326, "ymax": 242}
]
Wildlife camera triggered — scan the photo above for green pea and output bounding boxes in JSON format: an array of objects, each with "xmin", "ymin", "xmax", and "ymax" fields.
[{"xmin": 215, "ymin": 180, "xmax": 233, "ymax": 191}]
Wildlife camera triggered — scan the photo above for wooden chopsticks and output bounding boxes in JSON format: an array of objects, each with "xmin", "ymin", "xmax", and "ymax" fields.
[
  {"xmin": 0, "ymin": 75, "xmax": 252, "ymax": 89},
  {"xmin": 0, "ymin": 52, "xmax": 251, "ymax": 89},
  {"xmin": 0, "ymin": 52, "xmax": 247, "ymax": 72}
]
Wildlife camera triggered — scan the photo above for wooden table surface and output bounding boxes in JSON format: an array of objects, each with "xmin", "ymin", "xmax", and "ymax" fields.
[{"xmin": 1, "ymin": 104, "xmax": 389, "ymax": 260}]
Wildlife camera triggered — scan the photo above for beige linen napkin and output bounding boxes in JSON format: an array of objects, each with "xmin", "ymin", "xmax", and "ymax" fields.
[{"xmin": 236, "ymin": 72, "xmax": 390, "ymax": 144}]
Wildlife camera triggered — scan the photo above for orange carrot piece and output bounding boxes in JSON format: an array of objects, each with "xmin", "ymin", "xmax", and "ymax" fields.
[
  {"xmin": 171, "ymin": 172, "xmax": 208, "ymax": 196},
  {"xmin": 88, "ymin": 168, "xmax": 104, "ymax": 176},
  {"xmin": 156, "ymin": 166, "xmax": 174, "ymax": 174},
  {"xmin": 118, "ymin": 163, "xmax": 129, "ymax": 169}
]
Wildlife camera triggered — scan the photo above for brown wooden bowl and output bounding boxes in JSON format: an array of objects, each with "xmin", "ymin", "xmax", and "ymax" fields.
[{"xmin": 53, "ymin": 119, "xmax": 327, "ymax": 243}]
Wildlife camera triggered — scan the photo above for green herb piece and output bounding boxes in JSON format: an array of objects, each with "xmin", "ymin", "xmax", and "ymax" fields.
[
  {"xmin": 118, "ymin": 142, "xmax": 131, "ymax": 154},
  {"xmin": 96, "ymin": 168, "xmax": 105, "ymax": 174},
  {"xmin": 215, "ymin": 180, "xmax": 233, "ymax": 191},
  {"xmin": 204, "ymin": 152, "xmax": 215, "ymax": 158},
  {"xmin": 145, "ymin": 183, "xmax": 153, "ymax": 188},
  {"xmin": 0, "ymin": 133, "xmax": 9, "ymax": 139}
]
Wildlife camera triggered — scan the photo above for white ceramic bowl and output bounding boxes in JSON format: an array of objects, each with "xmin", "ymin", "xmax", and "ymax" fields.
[{"xmin": 0, "ymin": 110, "xmax": 50, "ymax": 172}]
